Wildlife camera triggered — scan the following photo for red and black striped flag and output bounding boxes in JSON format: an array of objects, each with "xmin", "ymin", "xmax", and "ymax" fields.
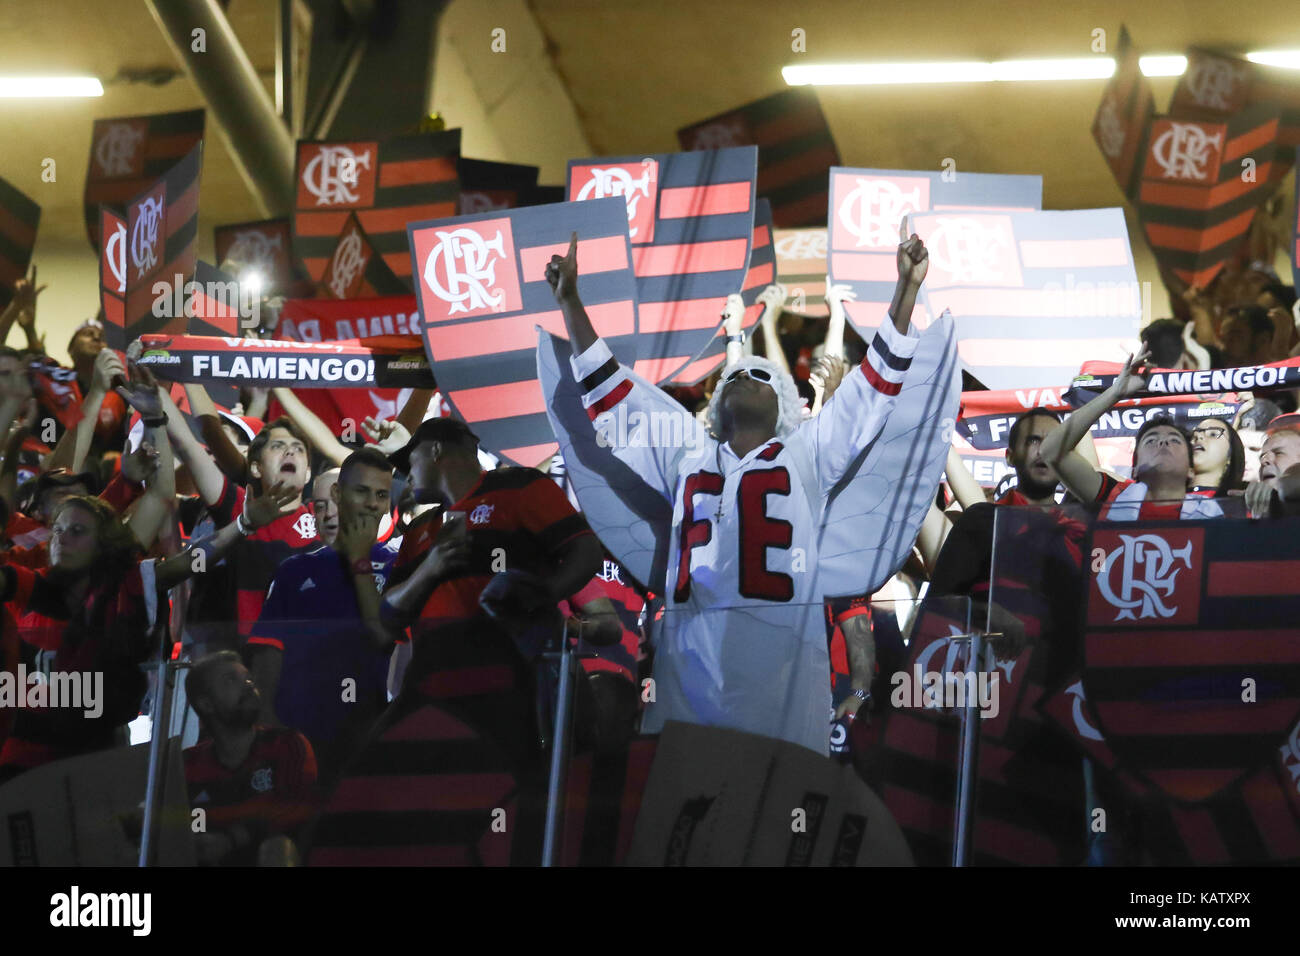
[
  {"xmin": 678, "ymin": 88, "xmax": 839, "ymax": 229},
  {"xmin": 457, "ymin": 158, "xmax": 539, "ymax": 214},
  {"xmin": 667, "ymin": 198, "xmax": 776, "ymax": 386},
  {"xmin": 319, "ymin": 211, "xmax": 406, "ymax": 299},
  {"xmin": 567, "ymin": 146, "xmax": 758, "ymax": 384},
  {"xmin": 773, "ymin": 227, "xmax": 828, "ymax": 318},
  {"xmin": 83, "ymin": 109, "xmax": 203, "ymax": 250},
  {"xmin": 292, "ymin": 130, "xmax": 460, "ymax": 287},
  {"xmin": 1082, "ymin": 517, "xmax": 1300, "ymax": 804},
  {"xmin": 908, "ymin": 207, "xmax": 1141, "ymax": 391},
  {"xmin": 1172, "ymin": 47, "xmax": 1300, "ymax": 152},
  {"xmin": 119, "ymin": 141, "xmax": 203, "ymax": 346},
  {"xmin": 186, "ymin": 261, "xmax": 242, "ymax": 339},
  {"xmin": 827, "ymin": 168, "xmax": 1042, "ymax": 340},
  {"xmin": 408, "ymin": 197, "xmax": 639, "ymax": 467},
  {"xmin": 1135, "ymin": 105, "xmax": 1285, "ymax": 289},
  {"xmin": 99, "ymin": 206, "xmax": 128, "ymax": 346},
  {"xmin": 1092, "ymin": 25, "xmax": 1155, "ymax": 200},
  {"xmin": 214, "ymin": 218, "xmax": 295, "ymax": 293},
  {"xmin": 0, "ymin": 176, "xmax": 39, "ymax": 307}
]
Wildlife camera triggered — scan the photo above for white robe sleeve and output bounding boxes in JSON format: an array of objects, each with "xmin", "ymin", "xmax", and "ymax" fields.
[
  {"xmin": 802, "ymin": 319, "xmax": 920, "ymax": 493},
  {"xmin": 570, "ymin": 338, "xmax": 707, "ymax": 504}
]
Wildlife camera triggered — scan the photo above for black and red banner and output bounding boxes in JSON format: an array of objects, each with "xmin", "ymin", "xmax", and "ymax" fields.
[
  {"xmin": 827, "ymin": 167, "xmax": 1042, "ymax": 340},
  {"xmin": 275, "ymin": 295, "xmax": 428, "ymax": 439},
  {"xmin": 122, "ymin": 141, "xmax": 203, "ymax": 344},
  {"xmin": 135, "ymin": 333, "xmax": 433, "ymax": 390},
  {"xmin": 292, "ymin": 130, "xmax": 461, "ymax": 286},
  {"xmin": 83, "ymin": 108, "xmax": 204, "ymax": 249},
  {"xmin": 0, "ymin": 175, "xmax": 40, "ymax": 307},
  {"xmin": 1136, "ymin": 105, "xmax": 1285, "ymax": 289},
  {"xmin": 1092, "ymin": 25, "xmax": 1155, "ymax": 201},
  {"xmin": 907, "ymin": 207, "xmax": 1142, "ymax": 391},
  {"xmin": 1172, "ymin": 47, "xmax": 1300, "ymax": 152},
  {"xmin": 1066, "ymin": 356, "xmax": 1300, "ymax": 403},
  {"xmin": 678, "ymin": 88, "xmax": 839, "ymax": 228},
  {"xmin": 318, "ymin": 211, "xmax": 406, "ymax": 299},
  {"xmin": 98, "ymin": 206, "xmax": 127, "ymax": 346},
  {"xmin": 568, "ymin": 146, "xmax": 758, "ymax": 384},
  {"xmin": 457, "ymin": 158, "xmax": 539, "ymax": 214},
  {"xmin": 772, "ymin": 227, "xmax": 828, "ymax": 318},
  {"xmin": 667, "ymin": 198, "xmax": 776, "ymax": 386},
  {"xmin": 408, "ymin": 197, "xmax": 639, "ymax": 467},
  {"xmin": 214, "ymin": 218, "xmax": 295, "ymax": 292},
  {"xmin": 1081, "ymin": 517, "xmax": 1300, "ymax": 804}
]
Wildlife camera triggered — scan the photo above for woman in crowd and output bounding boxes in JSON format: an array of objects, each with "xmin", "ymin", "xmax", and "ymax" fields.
[{"xmin": 1187, "ymin": 417, "xmax": 1246, "ymax": 498}]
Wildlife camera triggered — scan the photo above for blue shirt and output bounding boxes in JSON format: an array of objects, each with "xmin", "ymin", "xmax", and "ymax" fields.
[{"xmin": 249, "ymin": 541, "xmax": 398, "ymax": 747}]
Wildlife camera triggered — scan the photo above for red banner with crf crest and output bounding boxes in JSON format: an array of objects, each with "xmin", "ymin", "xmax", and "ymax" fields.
[
  {"xmin": 1082, "ymin": 518, "xmax": 1300, "ymax": 804},
  {"xmin": 407, "ymin": 197, "xmax": 640, "ymax": 467}
]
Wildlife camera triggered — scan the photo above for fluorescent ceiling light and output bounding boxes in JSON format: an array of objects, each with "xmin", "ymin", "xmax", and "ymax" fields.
[
  {"xmin": 785, "ymin": 49, "xmax": 1300, "ymax": 87},
  {"xmin": 1247, "ymin": 49, "xmax": 1300, "ymax": 69},
  {"xmin": 0, "ymin": 76, "xmax": 103, "ymax": 97},
  {"xmin": 1137, "ymin": 55, "xmax": 1187, "ymax": 77}
]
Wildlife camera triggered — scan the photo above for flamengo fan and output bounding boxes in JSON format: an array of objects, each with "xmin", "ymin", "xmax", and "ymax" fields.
[
  {"xmin": 906, "ymin": 207, "xmax": 1141, "ymax": 391},
  {"xmin": 293, "ymin": 130, "xmax": 460, "ymax": 287},
  {"xmin": 0, "ymin": 175, "xmax": 40, "ymax": 307},
  {"xmin": 568, "ymin": 146, "xmax": 758, "ymax": 384},
  {"xmin": 408, "ymin": 197, "xmax": 640, "ymax": 467},
  {"xmin": 668, "ymin": 199, "xmax": 777, "ymax": 386},
  {"xmin": 1135, "ymin": 105, "xmax": 1284, "ymax": 288},
  {"xmin": 83, "ymin": 109, "xmax": 204, "ymax": 249},
  {"xmin": 678, "ymin": 88, "xmax": 840, "ymax": 229},
  {"xmin": 827, "ymin": 168, "xmax": 1042, "ymax": 340}
]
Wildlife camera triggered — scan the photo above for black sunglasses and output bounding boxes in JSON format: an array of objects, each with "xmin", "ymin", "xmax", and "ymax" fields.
[{"xmin": 725, "ymin": 367, "xmax": 773, "ymax": 384}]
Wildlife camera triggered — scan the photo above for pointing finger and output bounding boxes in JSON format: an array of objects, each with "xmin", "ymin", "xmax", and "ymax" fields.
[{"xmin": 567, "ymin": 232, "xmax": 578, "ymax": 260}]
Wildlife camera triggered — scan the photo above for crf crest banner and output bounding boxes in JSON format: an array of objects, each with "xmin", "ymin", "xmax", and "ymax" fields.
[
  {"xmin": 408, "ymin": 197, "xmax": 640, "ymax": 467},
  {"xmin": 668, "ymin": 198, "xmax": 777, "ymax": 386},
  {"xmin": 215, "ymin": 219, "xmax": 294, "ymax": 292},
  {"xmin": 905, "ymin": 207, "xmax": 1141, "ymax": 391},
  {"xmin": 83, "ymin": 109, "xmax": 204, "ymax": 249},
  {"xmin": 678, "ymin": 88, "xmax": 839, "ymax": 229},
  {"xmin": 319, "ymin": 211, "xmax": 406, "ymax": 299},
  {"xmin": 293, "ymin": 130, "xmax": 461, "ymax": 287},
  {"xmin": 457, "ymin": 159, "xmax": 540, "ymax": 214},
  {"xmin": 1135, "ymin": 105, "xmax": 1284, "ymax": 289},
  {"xmin": 120, "ymin": 141, "xmax": 203, "ymax": 347},
  {"xmin": 1082, "ymin": 517, "xmax": 1300, "ymax": 803},
  {"xmin": 1092, "ymin": 25, "xmax": 1155, "ymax": 200},
  {"xmin": 568, "ymin": 146, "xmax": 758, "ymax": 384},
  {"xmin": 827, "ymin": 168, "xmax": 1042, "ymax": 340}
]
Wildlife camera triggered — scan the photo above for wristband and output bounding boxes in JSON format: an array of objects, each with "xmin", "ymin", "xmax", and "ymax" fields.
[
  {"xmin": 852, "ymin": 688, "xmax": 872, "ymax": 702},
  {"xmin": 351, "ymin": 557, "xmax": 373, "ymax": 576},
  {"xmin": 726, "ymin": 331, "xmax": 746, "ymax": 345},
  {"xmin": 142, "ymin": 415, "xmax": 166, "ymax": 428},
  {"xmin": 235, "ymin": 513, "xmax": 254, "ymax": 536}
]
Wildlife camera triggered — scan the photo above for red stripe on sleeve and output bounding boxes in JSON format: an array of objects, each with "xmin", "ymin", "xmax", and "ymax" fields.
[
  {"xmin": 587, "ymin": 379, "xmax": 632, "ymax": 419},
  {"xmin": 860, "ymin": 358, "xmax": 903, "ymax": 396}
]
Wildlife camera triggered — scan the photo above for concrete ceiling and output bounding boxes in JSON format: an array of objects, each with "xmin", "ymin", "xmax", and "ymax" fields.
[{"xmin": 3, "ymin": 0, "xmax": 1299, "ymax": 249}]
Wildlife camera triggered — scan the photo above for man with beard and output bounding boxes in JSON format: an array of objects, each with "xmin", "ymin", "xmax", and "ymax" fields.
[{"xmin": 183, "ymin": 652, "xmax": 318, "ymax": 866}]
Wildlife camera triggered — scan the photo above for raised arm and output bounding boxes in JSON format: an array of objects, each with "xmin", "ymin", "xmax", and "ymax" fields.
[
  {"xmin": 115, "ymin": 365, "xmax": 175, "ymax": 551},
  {"xmin": 548, "ymin": 232, "xmax": 599, "ymax": 354},
  {"xmin": 153, "ymin": 481, "xmax": 299, "ymax": 591},
  {"xmin": 1041, "ymin": 348, "xmax": 1150, "ymax": 504},
  {"xmin": 0, "ymin": 267, "xmax": 45, "ymax": 349},
  {"xmin": 271, "ymin": 387, "xmax": 350, "ymax": 466},
  {"xmin": 154, "ymin": 382, "xmax": 226, "ymax": 506},
  {"xmin": 944, "ymin": 445, "xmax": 986, "ymax": 511}
]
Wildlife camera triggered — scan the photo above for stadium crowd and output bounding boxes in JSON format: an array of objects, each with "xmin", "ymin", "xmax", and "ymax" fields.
[{"xmin": 0, "ymin": 233, "xmax": 1297, "ymax": 867}]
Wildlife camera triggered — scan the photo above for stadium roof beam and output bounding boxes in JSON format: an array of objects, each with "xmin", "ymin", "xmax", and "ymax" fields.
[{"xmin": 145, "ymin": 0, "xmax": 297, "ymax": 216}]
